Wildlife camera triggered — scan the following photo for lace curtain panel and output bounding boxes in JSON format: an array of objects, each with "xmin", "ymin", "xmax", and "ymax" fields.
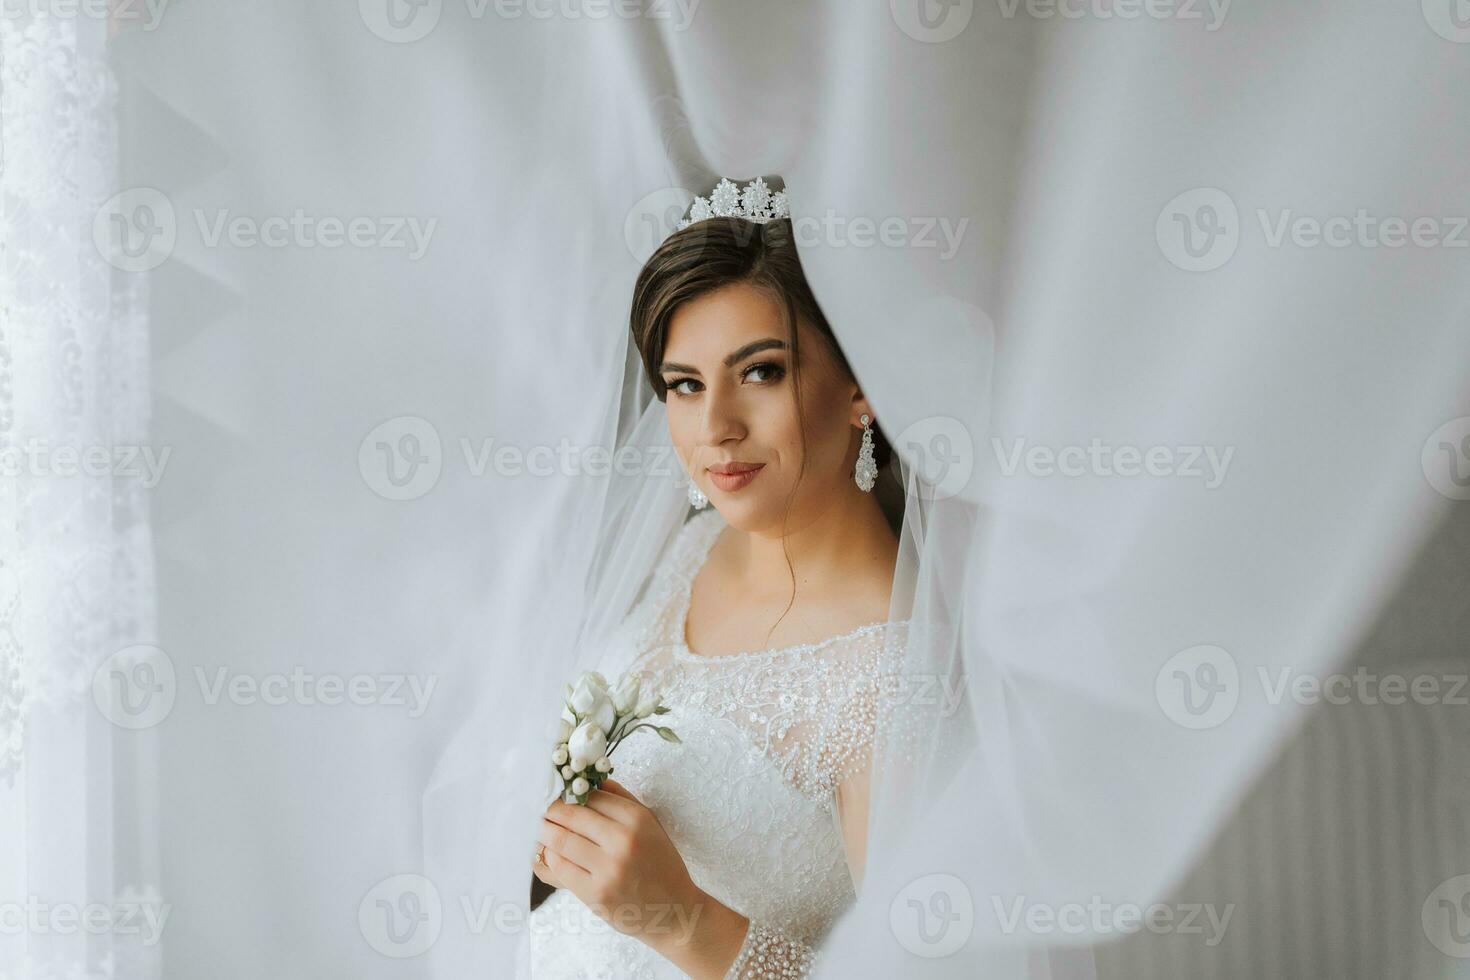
[{"xmin": 0, "ymin": 9, "xmax": 160, "ymax": 979}]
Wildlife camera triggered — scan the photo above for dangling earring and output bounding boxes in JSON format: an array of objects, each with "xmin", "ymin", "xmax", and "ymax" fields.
[
  {"xmin": 854, "ymin": 413, "xmax": 877, "ymax": 492},
  {"xmin": 688, "ymin": 479, "xmax": 708, "ymax": 509}
]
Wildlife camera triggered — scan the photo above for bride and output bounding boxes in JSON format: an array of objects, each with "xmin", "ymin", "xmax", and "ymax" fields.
[{"xmin": 525, "ymin": 178, "xmax": 911, "ymax": 979}]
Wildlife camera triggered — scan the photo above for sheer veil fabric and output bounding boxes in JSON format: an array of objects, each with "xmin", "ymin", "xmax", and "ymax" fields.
[
  {"xmin": 98, "ymin": 0, "xmax": 1470, "ymax": 976},
  {"xmin": 418, "ymin": 4, "xmax": 1470, "ymax": 977}
]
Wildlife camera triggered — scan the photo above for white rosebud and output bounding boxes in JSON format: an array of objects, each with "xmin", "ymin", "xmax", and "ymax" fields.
[
  {"xmin": 635, "ymin": 693, "xmax": 659, "ymax": 718},
  {"xmin": 554, "ymin": 717, "xmax": 573, "ymax": 743},
  {"xmin": 560, "ymin": 764, "xmax": 574, "ymax": 780},
  {"xmin": 552, "ymin": 745, "xmax": 568, "ymax": 766},
  {"xmin": 570, "ymin": 677, "xmax": 616, "ymax": 733},
  {"xmin": 612, "ymin": 673, "xmax": 641, "ymax": 714},
  {"xmin": 594, "ymin": 756, "xmax": 611, "ymax": 773},
  {"xmin": 568, "ymin": 720, "xmax": 608, "ymax": 772},
  {"xmin": 571, "ymin": 776, "xmax": 590, "ymax": 796}
]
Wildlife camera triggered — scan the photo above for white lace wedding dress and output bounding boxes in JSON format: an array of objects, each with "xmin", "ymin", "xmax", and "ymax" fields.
[{"xmin": 524, "ymin": 507, "xmax": 909, "ymax": 979}]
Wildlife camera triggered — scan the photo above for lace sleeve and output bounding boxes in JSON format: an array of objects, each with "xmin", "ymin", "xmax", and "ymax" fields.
[{"xmin": 723, "ymin": 920, "xmax": 817, "ymax": 980}]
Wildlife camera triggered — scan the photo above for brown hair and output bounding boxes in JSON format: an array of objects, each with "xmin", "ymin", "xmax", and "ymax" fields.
[{"xmin": 629, "ymin": 203, "xmax": 892, "ymax": 645}]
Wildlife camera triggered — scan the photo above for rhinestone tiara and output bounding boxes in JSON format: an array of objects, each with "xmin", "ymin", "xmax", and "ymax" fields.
[{"xmin": 676, "ymin": 176, "xmax": 791, "ymax": 234}]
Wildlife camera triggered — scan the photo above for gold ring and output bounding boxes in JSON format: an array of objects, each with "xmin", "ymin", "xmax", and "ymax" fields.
[{"xmin": 533, "ymin": 843, "xmax": 546, "ymax": 866}]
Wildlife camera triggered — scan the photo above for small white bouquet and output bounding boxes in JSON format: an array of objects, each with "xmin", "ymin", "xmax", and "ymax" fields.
[{"xmin": 551, "ymin": 669, "xmax": 679, "ymax": 804}]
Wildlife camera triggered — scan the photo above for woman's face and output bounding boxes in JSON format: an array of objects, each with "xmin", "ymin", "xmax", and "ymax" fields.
[{"xmin": 660, "ymin": 282, "xmax": 869, "ymax": 533}]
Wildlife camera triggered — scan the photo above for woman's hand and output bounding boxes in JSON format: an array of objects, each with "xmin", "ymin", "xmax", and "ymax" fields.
[
  {"xmin": 532, "ymin": 778, "xmax": 700, "ymax": 936},
  {"xmin": 532, "ymin": 779, "xmax": 750, "ymax": 978}
]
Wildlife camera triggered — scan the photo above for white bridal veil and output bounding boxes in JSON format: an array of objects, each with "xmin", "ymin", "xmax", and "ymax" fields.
[
  {"xmin": 414, "ymin": 3, "xmax": 1470, "ymax": 979},
  {"xmin": 22, "ymin": 0, "xmax": 1464, "ymax": 977}
]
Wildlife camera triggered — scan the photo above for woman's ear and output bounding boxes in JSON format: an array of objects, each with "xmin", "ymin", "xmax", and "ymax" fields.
[{"xmin": 851, "ymin": 392, "xmax": 874, "ymax": 428}]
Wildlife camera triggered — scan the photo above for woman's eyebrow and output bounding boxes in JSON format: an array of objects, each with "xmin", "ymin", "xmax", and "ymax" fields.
[{"xmin": 660, "ymin": 338, "xmax": 788, "ymax": 375}]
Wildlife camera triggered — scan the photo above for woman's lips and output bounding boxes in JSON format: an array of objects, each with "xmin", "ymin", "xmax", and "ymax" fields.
[{"xmin": 707, "ymin": 463, "xmax": 764, "ymax": 492}]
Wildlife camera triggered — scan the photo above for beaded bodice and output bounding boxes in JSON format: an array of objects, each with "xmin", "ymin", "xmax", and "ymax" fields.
[{"xmin": 526, "ymin": 508, "xmax": 909, "ymax": 979}]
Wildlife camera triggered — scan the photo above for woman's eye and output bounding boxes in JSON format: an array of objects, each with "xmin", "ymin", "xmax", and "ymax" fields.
[
  {"xmin": 666, "ymin": 377, "xmax": 701, "ymax": 396},
  {"xmin": 743, "ymin": 362, "xmax": 785, "ymax": 384}
]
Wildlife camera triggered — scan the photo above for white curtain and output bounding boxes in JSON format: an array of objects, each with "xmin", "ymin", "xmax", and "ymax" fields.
[{"xmin": 1, "ymin": 9, "xmax": 161, "ymax": 980}]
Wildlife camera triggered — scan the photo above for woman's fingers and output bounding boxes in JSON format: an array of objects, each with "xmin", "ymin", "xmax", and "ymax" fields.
[
  {"xmin": 595, "ymin": 778, "xmax": 636, "ymax": 800},
  {"xmin": 535, "ymin": 838, "xmax": 593, "ymax": 892},
  {"xmin": 582, "ymin": 779, "xmax": 642, "ymax": 826},
  {"xmin": 539, "ymin": 818, "xmax": 600, "ymax": 874},
  {"xmin": 545, "ymin": 797, "xmax": 626, "ymax": 845}
]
